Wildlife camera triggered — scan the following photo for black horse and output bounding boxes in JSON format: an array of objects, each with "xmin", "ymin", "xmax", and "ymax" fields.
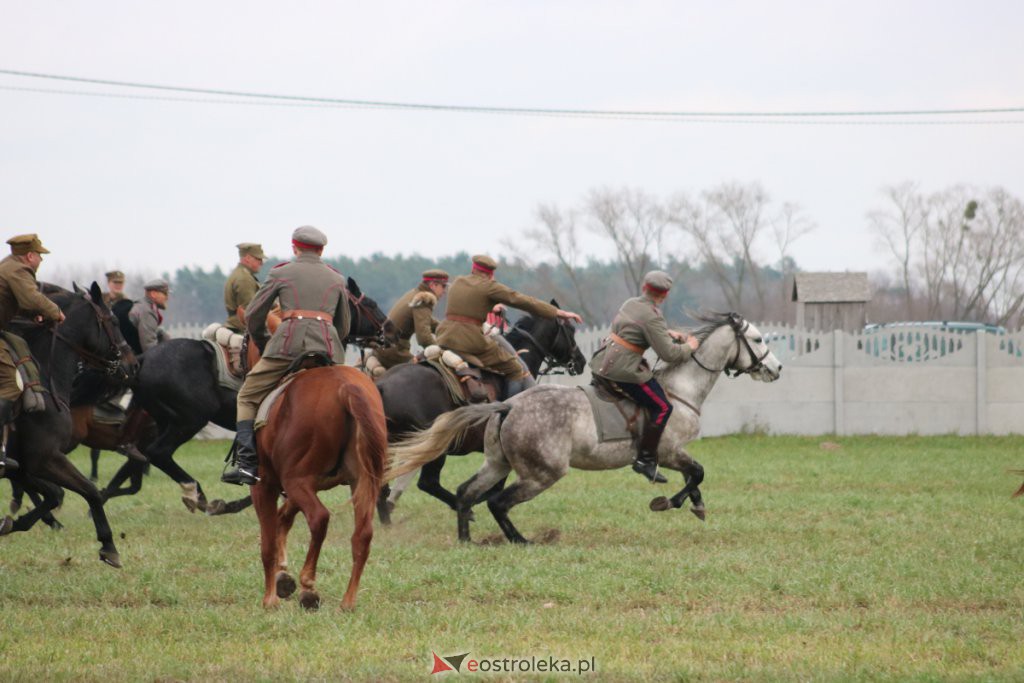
[
  {"xmin": 98, "ymin": 278, "xmax": 396, "ymax": 514},
  {"xmin": 1, "ymin": 282, "xmax": 137, "ymax": 567},
  {"xmin": 377, "ymin": 305, "xmax": 586, "ymax": 523}
]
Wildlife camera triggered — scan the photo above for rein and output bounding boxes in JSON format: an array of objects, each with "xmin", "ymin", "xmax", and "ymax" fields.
[
  {"xmin": 508, "ymin": 318, "xmax": 582, "ymax": 376},
  {"xmin": 688, "ymin": 314, "xmax": 771, "ymax": 378}
]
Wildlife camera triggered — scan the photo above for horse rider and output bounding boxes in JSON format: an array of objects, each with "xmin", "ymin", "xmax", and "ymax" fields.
[
  {"xmin": 102, "ymin": 270, "xmax": 126, "ymax": 307},
  {"xmin": 224, "ymin": 242, "xmax": 265, "ymax": 333},
  {"xmin": 0, "ymin": 234, "xmax": 65, "ymax": 475},
  {"xmin": 128, "ymin": 279, "xmax": 171, "ymax": 352},
  {"xmin": 366, "ymin": 269, "xmax": 449, "ymax": 376},
  {"xmin": 589, "ymin": 270, "xmax": 699, "ymax": 483},
  {"xmin": 221, "ymin": 225, "xmax": 351, "ymax": 486},
  {"xmin": 434, "ymin": 254, "xmax": 583, "ymax": 398}
]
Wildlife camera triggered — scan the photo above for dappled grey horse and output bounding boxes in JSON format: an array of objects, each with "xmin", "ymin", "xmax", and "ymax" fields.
[{"xmin": 387, "ymin": 312, "xmax": 782, "ymax": 543}]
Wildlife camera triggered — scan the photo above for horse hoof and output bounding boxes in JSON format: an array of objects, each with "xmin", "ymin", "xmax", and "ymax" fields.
[
  {"xmin": 206, "ymin": 499, "xmax": 227, "ymax": 516},
  {"xmin": 690, "ymin": 505, "xmax": 707, "ymax": 521},
  {"xmin": 99, "ymin": 550, "xmax": 122, "ymax": 568},
  {"xmin": 0, "ymin": 515, "xmax": 13, "ymax": 536},
  {"xmin": 49, "ymin": 520, "xmax": 65, "ymax": 532},
  {"xmin": 181, "ymin": 496, "xmax": 198, "ymax": 513},
  {"xmin": 379, "ymin": 500, "xmax": 395, "ymax": 525},
  {"xmin": 299, "ymin": 590, "xmax": 321, "ymax": 611},
  {"xmin": 276, "ymin": 572, "xmax": 297, "ymax": 599},
  {"xmin": 649, "ymin": 496, "xmax": 672, "ymax": 512}
]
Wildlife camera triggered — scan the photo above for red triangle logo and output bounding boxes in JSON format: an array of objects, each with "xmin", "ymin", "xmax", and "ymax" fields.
[{"xmin": 431, "ymin": 652, "xmax": 455, "ymax": 674}]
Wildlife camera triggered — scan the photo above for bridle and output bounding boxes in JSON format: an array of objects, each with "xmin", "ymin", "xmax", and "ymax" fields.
[
  {"xmin": 54, "ymin": 295, "xmax": 136, "ymax": 381},
  {"xmin": 507, "ymin": 317, "xmax": 584, "ymax": 376},
  {"xmin": 689, "ymin": 313, "xmax": 771, "ymax": 378},
  {"xmin": 346, "ymin": 290, "xmax": 393, "ymax": 349}
]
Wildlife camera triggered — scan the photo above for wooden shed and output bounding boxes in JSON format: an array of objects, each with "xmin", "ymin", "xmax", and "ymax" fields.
[{"xmin": 792, "ymin": 272, "xmax": 871, "ymax": 332}]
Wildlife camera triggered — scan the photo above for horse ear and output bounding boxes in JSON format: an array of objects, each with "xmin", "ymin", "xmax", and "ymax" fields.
[
  {"xmin": 550, "ymin": 298, "xmax": 560, "ymax": 308},
  {"xmin": 72, "ymin": 282, "xmax": 86, "ymax": 295},
  {"xmin": 347, "ymin": 277, "xmax": 362, "ymax": 298},
  {"xmin": 90, "ymin": 281, "xmax": 105, "ymax": 306}
]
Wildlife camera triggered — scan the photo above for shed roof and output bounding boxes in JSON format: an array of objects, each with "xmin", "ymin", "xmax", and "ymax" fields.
[{"xmin": 792, "ymin": 272, "xmax": 870, "ymax": 303}]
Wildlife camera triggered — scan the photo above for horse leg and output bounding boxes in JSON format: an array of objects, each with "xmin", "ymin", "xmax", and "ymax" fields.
[
  {"xmin": 100, "ymin": 460, "xmax": 146, "ymax": 501},
  {"xmin": 89, "ymin": 448, "xmax": 101, "ymax": 482},
  {"xmin": 416, "ymin": 455, "xmax": 458, "ymax": 511},
  {"xmin": 4, "ymin": 476, "xmax": 62, "ymax": 535},
  {"xmin": 651, "ymin": 456, "xmax": 706, "ymax": 521},
  {"xmin": 8, "ymin": 478, "xmax": 24, "ymax": 515},
  {"xmin": 282, "ymin": 481, "xmax": 330, "ymax": 612},
  {"xmin": 485, "ymin": 476, "xmax": 558, "ymax": 545},
  {"xmin": 455, "ymin": 458, "xmax": 512, "ymax": 543},
  {"xmin": 206, "ymin": 494, "xmax": 253, "ymax": 516},
  {"xmin": 251, "ymin": 479, "xmax": 282, "ymax": 609},
  {"xmin": 376, "ymin": 484, "xmax": 393, "ymax": 525},
  {"xmin": 341, "ymin": 482, "xmax": 375, "ymax": 611},
  {"xmin": 37, "ymin": 453, "xmax": 121, "ymax": 567},
  {"xmin": 272, "ymin": 497, "xmax": 300, "ymax": 600},
  {"xmin": 25, "ymin": 481, "xmax": 65, "ymax": 530},
  {"xmin": 141, "ymin": 422, "xmax": 208, "ymax": 513}
]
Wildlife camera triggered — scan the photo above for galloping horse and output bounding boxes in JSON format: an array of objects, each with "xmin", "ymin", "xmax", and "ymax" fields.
[
  {"xmin": 97, "ymin": 278, "xmax": 395, "ymax": 514},
  {"xmin": 376, "ymin": 307, "xmax": 586, "ymax": 522},
  {"xmin": 251, "ymin": 365, "xmax": 387, "ymax": 610},
  {"xmin": 2, "ymin": 283, "xmax": 137, "ymax": 566},
  {"xmin": 388, "ymin": 312, "xmax": 783, "ymax": 544}
]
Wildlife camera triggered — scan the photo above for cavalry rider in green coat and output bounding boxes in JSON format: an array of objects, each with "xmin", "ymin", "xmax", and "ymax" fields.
[
  {"xmin": 369, "ymin": 269, "xmax": 449, "ymax": 373},
  {"xmin": 128, "ymin": 279, "xmax": 171, "ymax": 352},
  {"xmin": 435, "ymin": 254, "xmax": 583, "ymax": 397},
  {"xmin": 589, "ymin": 271, "xmax": 699, "ymax": 483},
  {"xmin": 222, "ymin": 226, "xmax": 351, "ymax": 486},
  {"xmin": 224, "ymin": 242, "xmax": 265, "ymax": 333},
  {"xmin": 0, "ymin": 234, "xmax": 64, "ymax": 475}
]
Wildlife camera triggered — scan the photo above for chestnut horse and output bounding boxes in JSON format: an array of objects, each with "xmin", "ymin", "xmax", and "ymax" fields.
[{"xmin": 250, "ymin": 365, "xmax": 387, "ymax": 611}]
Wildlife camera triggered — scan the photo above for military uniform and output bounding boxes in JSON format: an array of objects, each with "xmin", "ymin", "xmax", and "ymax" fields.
[
  {"xmin": 224, "ymin": 243, "xmax": 265, "ymax": 332},
  {"xmin": 590, "ymin": 270, "xmax": 694, "ymax": 483},
  {"xmin": 102, "ymin": 270, "xmax": 126, "ymax": 307},
  {"xmin": 224, "ymin": 225, "xmax": 349, "ymax": 486},
  {"xmin": 373, "ymin": 269, "xmax": 448, "ymax": 369},
  {"xmin": 0, "ymin": 235, "xmax": 62, "ymax": 401},
  {"xmin": 435, "ymin": 255, "xmax": 558, "ymax": 379},
  {"xmin": 128, "ymin": 279, "xmax": 170, "ymax": 352}
]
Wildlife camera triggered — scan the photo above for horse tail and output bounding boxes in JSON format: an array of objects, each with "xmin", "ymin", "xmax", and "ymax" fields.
[
  {"xmin": 386, "ymin": 402, "xmax": 511, "ymax": 480},
  {"xmin": 483, "ymin": 407, "xmax": 509, "ymax": 466},
  {"xmin": 345, "ymin": 379, "xmax": 389, "ymax": 517}
]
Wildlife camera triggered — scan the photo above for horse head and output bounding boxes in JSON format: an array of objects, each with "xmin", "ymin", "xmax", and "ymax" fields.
[
  {"xmin": 66, "ymin": 282, "xmax": 139, "ymax": 382},
  {"xmin": 346, "ymin": 277, "xmax": 399, "ymax": 348},
  {"xmin": 674, "ymin": 311, "xmax": 782, "ymax": 382},
  {"xmin": 506, "ymin": 299, "xmax": 586, "ymax": 376}
]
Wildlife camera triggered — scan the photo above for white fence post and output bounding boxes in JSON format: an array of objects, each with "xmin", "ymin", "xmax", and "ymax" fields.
[
  {"xmin": 833, "ymin": 329, "xmax": 844, "ymax": 436},
  {"xmin": 976, "ymin": 329, "xmax": 987, "ymax": 435}
]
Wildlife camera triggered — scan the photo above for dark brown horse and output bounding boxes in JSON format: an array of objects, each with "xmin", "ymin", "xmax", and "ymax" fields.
[{"xmin": 250, "ymin": 364, "xmax": 387, "ymax": 610}]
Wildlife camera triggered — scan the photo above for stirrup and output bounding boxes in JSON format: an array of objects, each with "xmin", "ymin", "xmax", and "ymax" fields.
[
  {"xmin": 221, "ymin": 467, "xmax": 260, "ymax": 486},
  {"xmin": 632, "ymin": 459, "xmax": 667, "ymax": 484}
]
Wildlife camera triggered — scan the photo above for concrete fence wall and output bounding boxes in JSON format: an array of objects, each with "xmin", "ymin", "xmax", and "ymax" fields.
[{"xmin": 168, "ymin": 322, "xmax": 1024, "ymax": 437}]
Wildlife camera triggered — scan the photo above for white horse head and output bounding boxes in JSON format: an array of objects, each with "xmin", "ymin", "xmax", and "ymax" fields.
[{"xmin": 658, "ymin": 311, "xmax": 783, "ymax": 387}]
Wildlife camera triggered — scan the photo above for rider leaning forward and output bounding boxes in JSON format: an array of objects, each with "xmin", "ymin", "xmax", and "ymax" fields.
[
  {"xmin": 367, "ymin": 268, "xmax": 449, "ymax": 376},
  {"xmin": 0, "ymin": 234, "xmax": 65, "ymax": 475},
  {"xmin": 221, "ymin": 226, "xmax": 351, "ymax": 486},
  {"xmin": 435, "ymin": 254, "xmax": 583, "ymax": 398},
  {"xmin": 589, "ymin": 270, "xmax": 699, "ymax": 483}
]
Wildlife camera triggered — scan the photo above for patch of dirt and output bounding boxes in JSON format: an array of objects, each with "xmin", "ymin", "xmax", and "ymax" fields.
[
  {"xmin": 476, "ymin": 528, "xmax": 561, "ymax": 546},
  {"xmin": 820, "ymin": 441, "xmax": 843, "ymax": 451}
]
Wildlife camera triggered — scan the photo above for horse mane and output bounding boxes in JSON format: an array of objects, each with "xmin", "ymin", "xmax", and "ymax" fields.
[{"xmin": 687, "ymin": 310, "xmax": 737, "ymax": 343}]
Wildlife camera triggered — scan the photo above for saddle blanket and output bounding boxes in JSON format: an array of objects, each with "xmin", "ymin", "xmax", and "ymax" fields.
[
  {"xmin": 577, "ymin": 384, "xmax": 645, "ymax": 443},
  {"xmin": 254, "ymin": 371, "xmax": 302, "ymax": 431},
  {"xmin": 202, "ymin": 339, "xmax": 243, "ymax": 392}
]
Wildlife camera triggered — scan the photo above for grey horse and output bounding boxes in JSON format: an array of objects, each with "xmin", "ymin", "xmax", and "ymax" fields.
[{"xmin": 387, "ymin": 312, "xmax": 783, "ymax": 543}]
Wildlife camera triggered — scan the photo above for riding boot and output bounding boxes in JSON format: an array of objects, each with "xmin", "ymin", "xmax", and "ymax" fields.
[
  {"xmin": 115, "ymin": 406, "xmax": 149, "ymax": 463},
  {"xmin": 503, "ymin": 373, "xmax": 536, "ymax": 400},
  {"xmin": 221, "ymin": 419, "xmax": 260, "ymax": 486},
  {"xmin": 0, "ymin": 398, "xmax": 19, "ymax": 475},
  {"xmin": 632, "ymin": 423, "xmax": 668, "ymax": 484},
  {"xmin": 456, "ymin": 367, "xmax": 489, "ymax": 403}
]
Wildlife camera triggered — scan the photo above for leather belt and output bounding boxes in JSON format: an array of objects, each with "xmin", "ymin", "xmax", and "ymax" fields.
[
  {"xmin": 609, "ymin": 332, "xmax": 644, "ymax": 355},
  {"xmin": 446, "ymin": 313, "xmax": 484, "ymax": 325},
  {"xmin": 281, "ymin": 309, "xmax": 333, "ymax": 323}
]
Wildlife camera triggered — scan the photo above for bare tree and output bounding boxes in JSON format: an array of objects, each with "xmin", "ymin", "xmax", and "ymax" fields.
[
  {"xmin": 586, "ymin": 187, "xmax": 670, "ymax": 294},
  {"xmin": 868, "ymin": 182, "xmax": 927, "ymax": 318}
]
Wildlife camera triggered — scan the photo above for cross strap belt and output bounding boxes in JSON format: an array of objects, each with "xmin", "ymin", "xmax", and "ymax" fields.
[
  {"xmin": 281, "ymin": 309, "xmax": 334, "ymax": 323},
  {"xmin": 609, "ymin": 332, "xmax": 644, "ymax": 355},
  {"xmin": 446, "ymin": 313, "xmax": 484, "ymax": 325}
]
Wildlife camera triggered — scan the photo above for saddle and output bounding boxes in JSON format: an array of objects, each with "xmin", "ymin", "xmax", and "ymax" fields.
[
  {"xmin": 416, "ymin": 345, "xmax": 503, "ymax": 404},
  {"xmin": 578, "ymin": 376, "xmax": 646, "ymax": 444},
  {"xmin": 1, "ymin": 332, "xmax": 46, "ymax": 413}
]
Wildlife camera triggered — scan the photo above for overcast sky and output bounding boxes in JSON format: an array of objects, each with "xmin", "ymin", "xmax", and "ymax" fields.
[{"xmin": 2, "ymin": 1, "xmax": 1022, "ymax": 281}]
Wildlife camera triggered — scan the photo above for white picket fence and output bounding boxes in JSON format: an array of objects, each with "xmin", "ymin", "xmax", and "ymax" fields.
[{"xmin": 167, "ymin": 322, "xmax": 1024, "ymax": 437}]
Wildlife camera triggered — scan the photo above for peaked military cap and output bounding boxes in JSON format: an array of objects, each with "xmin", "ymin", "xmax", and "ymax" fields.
[
  {"xmin": 143, "ymin": 278, "xmax": 170, "ymax": 293},
  {"xmin": 643, "ymin": 270, "xmax": 673, "ymax": 292},
  {"xmin": 471, "ymin": 254, "xmax": 498, "ymax": 272},
  {"xmin": 422, "ymin": 269, "xmax": 450, "ymax": 283},
  {"xmin": 237, "ymin": 242, "xmax": 266, "ymax": 259},
  {"xmin": 292, "ymin": 226, "xmax": 327, "ymax": 248},
  {"xmin": 7, "ymin": 233, "xmax": 50, "ymax": 255},
  {"xmin": 105, "ymin": 270, "xmax": 125, "ymax": 282}
]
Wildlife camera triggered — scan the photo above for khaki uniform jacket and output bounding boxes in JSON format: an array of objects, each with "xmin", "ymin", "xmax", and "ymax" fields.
[
  {"xmin": 129, "ymin": 299, "xmax": 169, "ymax": 352},
  {"xmin": 224, "ymin": 263, "xmax": 260, "ymax": 332},
  {"xmin": 435, "ymin": 273, "xmax": 558, "ymax": 373},
  {"xmin": 375, "ymin": 284, "xmax": 439, "ymax": 368},
  {"xmin": 0, "ymin": 255, "xmax": 62, "ymax": 329},
  {"xmin": 246, "ymin": 252, "xmax": 351, "ymax": 363},
  {"xmin": 589, "ymin": 293, "xmax": 692, "ymax": 384}
]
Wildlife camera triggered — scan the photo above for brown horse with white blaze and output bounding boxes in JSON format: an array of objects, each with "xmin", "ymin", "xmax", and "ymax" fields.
[{"xmin": 250, "ymin": 365, "xmax": 387, "ymax": 611}]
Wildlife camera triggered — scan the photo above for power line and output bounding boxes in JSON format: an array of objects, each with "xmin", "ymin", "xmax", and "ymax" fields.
[{"xmin": 2, "ymin": 67, "xmax": 1023, "ymax": 121}]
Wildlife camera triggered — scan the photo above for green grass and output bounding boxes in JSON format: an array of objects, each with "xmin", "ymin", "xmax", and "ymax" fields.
[{"xmin": 1, "ymin": 435, "xmax": 1023, "ymax": 681}]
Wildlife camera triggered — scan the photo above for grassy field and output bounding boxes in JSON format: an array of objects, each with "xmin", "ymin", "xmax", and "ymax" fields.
[{"xmin": 1, "ymin": 435, "xmax": 1022, "ymax": 681}]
